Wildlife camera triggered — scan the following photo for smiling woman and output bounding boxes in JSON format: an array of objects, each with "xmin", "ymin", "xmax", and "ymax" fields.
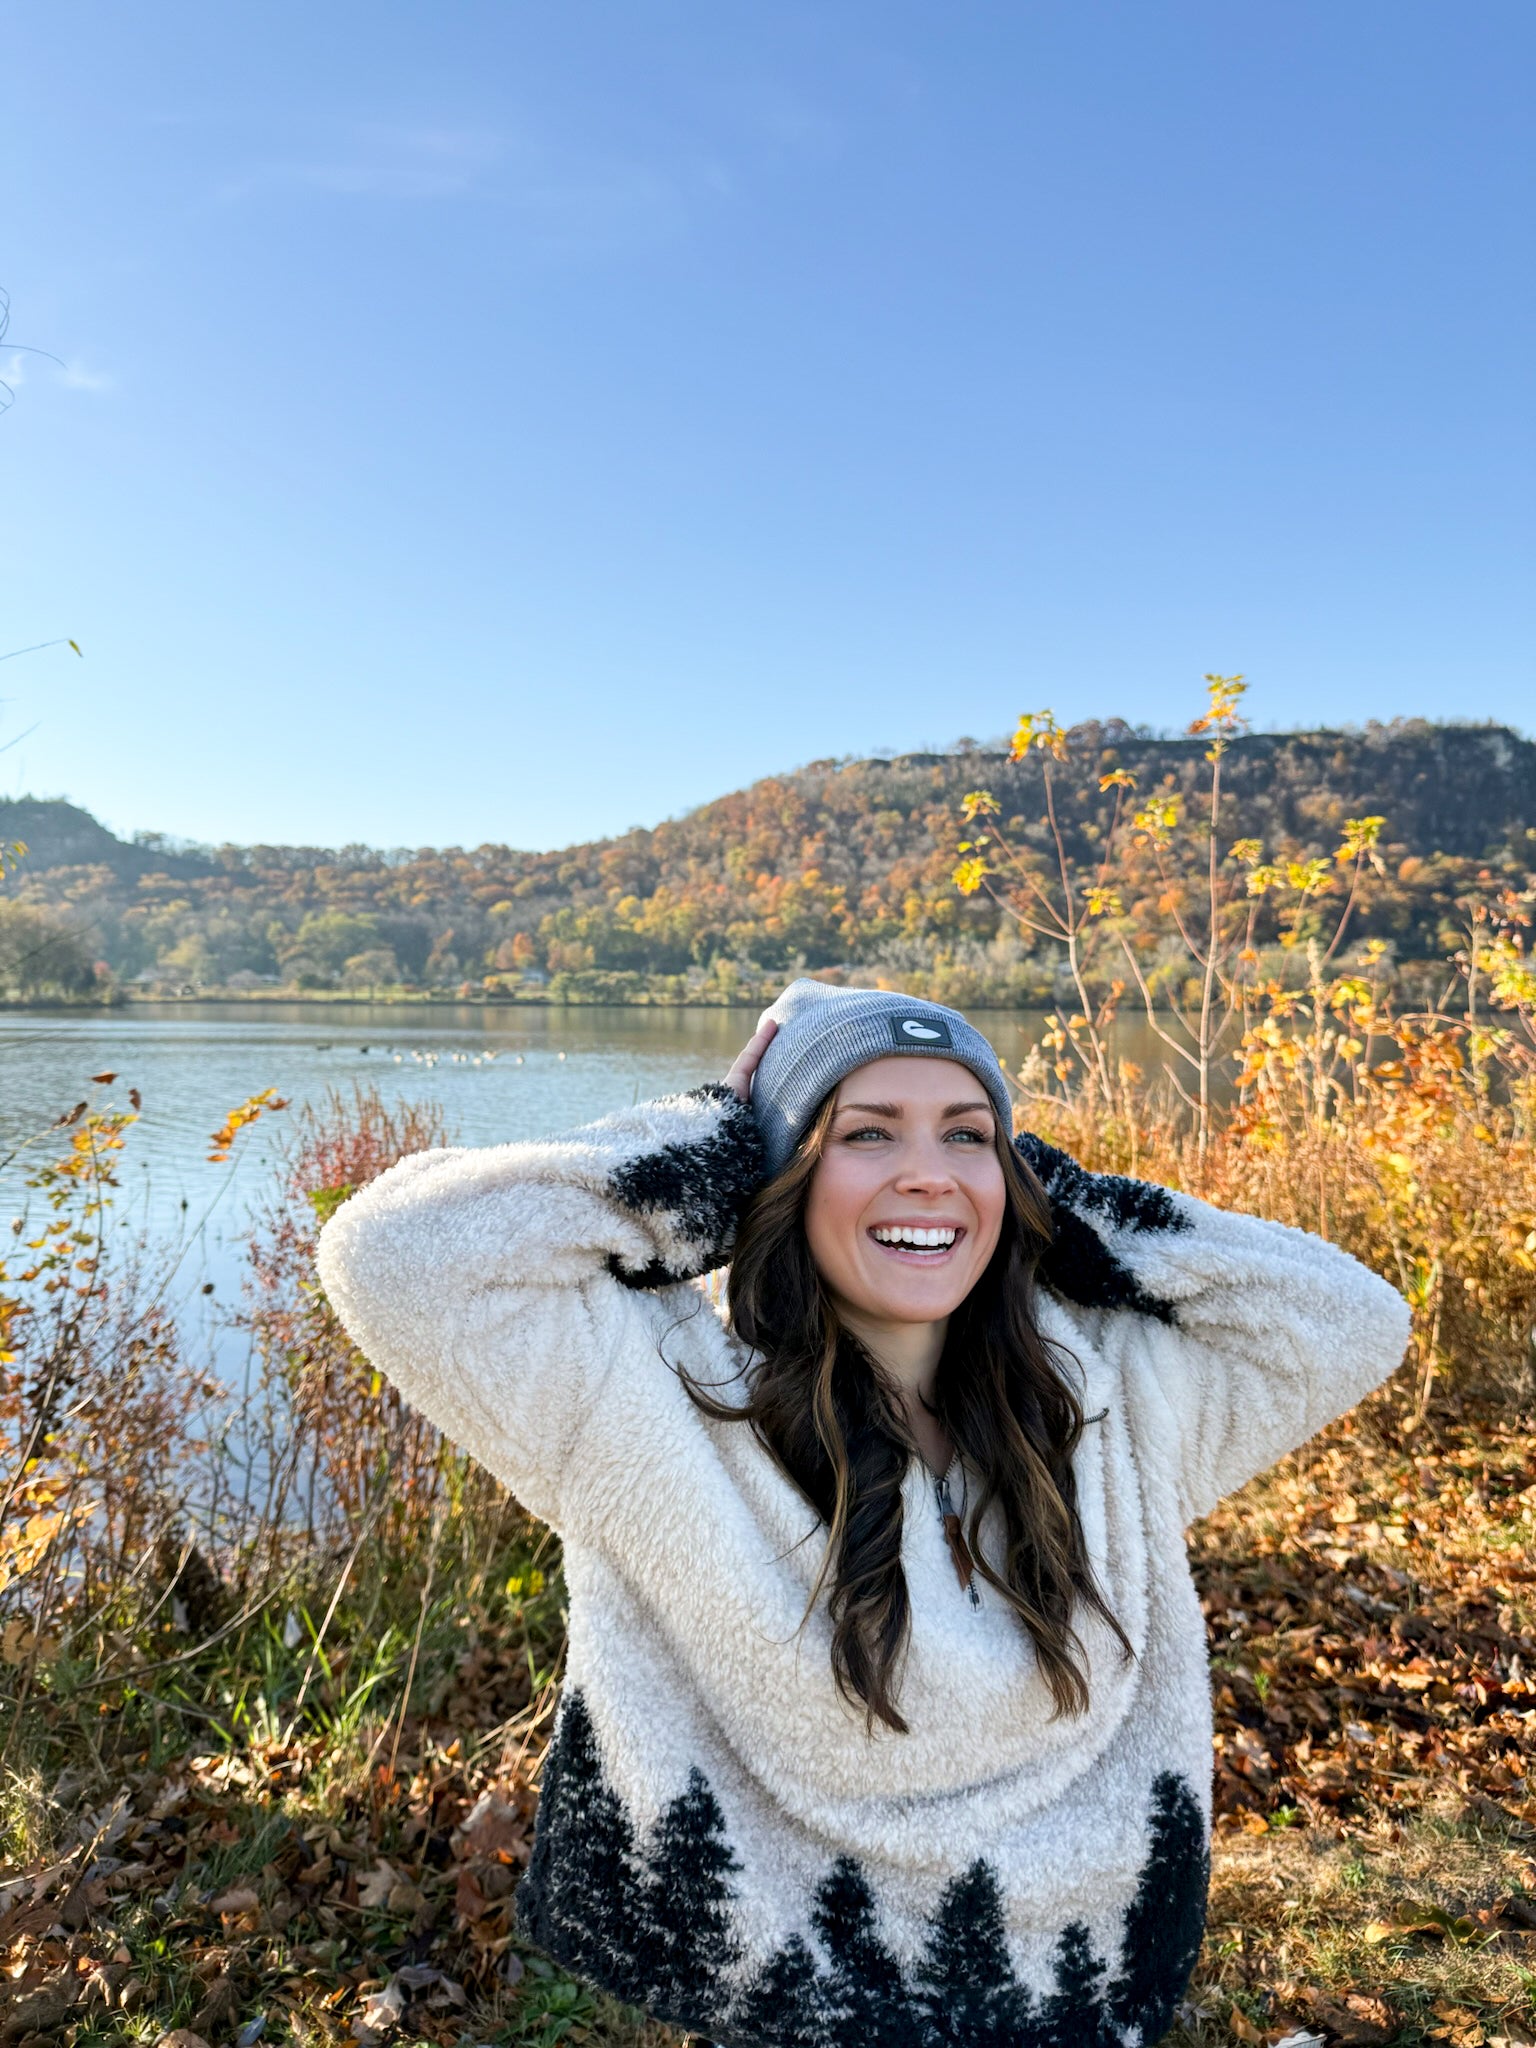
[
  {"xmin": 703, "ymin": 1023, "xmax": 1132, "ymax": 1740},
  {"xmin": 812, "ymin": 1062, "xmax": 1005, "ymax": 1291},
  {"xmin": 315, "ymin": 975, "xmax": 1412, "ymax": 2048}
]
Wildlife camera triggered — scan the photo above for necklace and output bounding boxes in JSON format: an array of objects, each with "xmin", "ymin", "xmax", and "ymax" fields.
[{"xmin": 933, "ymin": 1455, "xmax": 982, "ymax": 1610}]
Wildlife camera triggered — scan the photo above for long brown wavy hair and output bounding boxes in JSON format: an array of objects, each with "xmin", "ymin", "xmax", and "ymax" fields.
[{"xmin": 678, "ymin": 1089, "xmax": 1133, "ymax": 1735}]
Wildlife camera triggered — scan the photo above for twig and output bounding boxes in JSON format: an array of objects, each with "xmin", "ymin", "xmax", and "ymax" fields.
[{"xmin": 386, "ymin": 1509, "xmax": 447, "ymax": 1782}]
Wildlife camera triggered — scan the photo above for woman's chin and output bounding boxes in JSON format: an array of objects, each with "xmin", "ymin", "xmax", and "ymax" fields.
[{"xmin": 848, "ymin": 1266, "xmax": 977, "ymax": 1324}]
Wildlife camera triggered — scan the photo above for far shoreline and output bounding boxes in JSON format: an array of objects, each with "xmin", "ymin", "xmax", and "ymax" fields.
[
  {"xmin": 0, "ymin": 989, "xmax": 1079, "ymax": 1018},
  {"xmin": 0, "ymin": 986, "xmax": 1064, "ymax": 1014}
]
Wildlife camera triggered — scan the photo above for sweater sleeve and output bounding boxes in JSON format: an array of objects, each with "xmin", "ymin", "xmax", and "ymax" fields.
[
  {"xmin": 313, "ymin": 1083, "xmax": 764, "ymax": 1530},
  {"xmin": 1016, "ymin": 1133, "xmax": 1414, "ymax": 1525}
]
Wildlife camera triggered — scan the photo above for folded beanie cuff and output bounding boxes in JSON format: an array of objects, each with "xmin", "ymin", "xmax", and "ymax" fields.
[{"xmin": 748, "ymin": 978, "xmax": 1014, "ymax": 1178}]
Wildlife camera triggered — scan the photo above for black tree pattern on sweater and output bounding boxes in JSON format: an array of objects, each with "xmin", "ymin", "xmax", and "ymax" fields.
[
  {"xmin": 914, "ymin": 1860, "xmax": 1033, "ymax": 2044},
  {"xmin": 516, "ymin": 1689, "xmax": 1208, "ymax": 2048}
]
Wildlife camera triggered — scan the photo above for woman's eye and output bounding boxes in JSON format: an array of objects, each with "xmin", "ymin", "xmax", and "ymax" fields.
[{"xmin": 841, "ymin": 1124, "xmax": 990, "ymax": 1144}]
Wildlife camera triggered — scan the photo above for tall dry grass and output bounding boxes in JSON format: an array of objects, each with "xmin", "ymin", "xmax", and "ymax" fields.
[
  {"xmin": 958, "ymin": 678, "xmax": 1536, "ymax": 1423},
  {"xmin": 0, "ymin": 1084, "xmax": 545, "ymax": 1812},
  {"xmin": 1014, "ymin": 1011, "xmax": 1536, "ymax": 1425}
]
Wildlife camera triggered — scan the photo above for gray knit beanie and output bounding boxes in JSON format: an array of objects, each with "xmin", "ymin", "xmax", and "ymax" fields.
[{"xmin": 749, "ymin": 978, "xmax": 1014, "ymax": 1177}]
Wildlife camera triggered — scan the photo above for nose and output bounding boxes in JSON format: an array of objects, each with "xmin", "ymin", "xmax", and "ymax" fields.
[{"xmin": 892, "ymin": 1139, "xmax": 958, "ymax": 1194}]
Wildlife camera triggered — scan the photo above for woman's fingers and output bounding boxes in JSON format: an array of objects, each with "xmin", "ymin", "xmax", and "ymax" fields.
[{"xmin": 723, "ymin": 1017, "xmax": 777, "ymax": 1102}]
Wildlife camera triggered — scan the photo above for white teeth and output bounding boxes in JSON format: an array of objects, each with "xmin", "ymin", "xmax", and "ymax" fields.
[{"xmin": 872, "ymin": 1225, "xmax": 958, "ymax": 1249}]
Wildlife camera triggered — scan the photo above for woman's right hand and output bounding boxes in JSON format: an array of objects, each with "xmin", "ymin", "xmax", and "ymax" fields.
[{"xmin": 723, "ymin": 1017, "xmax": 777, "ymax": 1103}]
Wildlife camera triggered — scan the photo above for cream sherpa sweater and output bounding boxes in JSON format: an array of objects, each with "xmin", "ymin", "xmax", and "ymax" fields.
[{"xmin": 314, "ymin": 1084, "xmax": 1412, "ymax": 2048}]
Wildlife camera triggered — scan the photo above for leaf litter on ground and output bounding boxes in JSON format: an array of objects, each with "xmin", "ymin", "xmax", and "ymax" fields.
[{"xmin": 3, "ymin": 1395, "xmax": 1535, "ymax": 2046}]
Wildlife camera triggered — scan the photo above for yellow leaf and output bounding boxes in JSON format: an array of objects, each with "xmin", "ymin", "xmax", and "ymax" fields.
[{"xmin": 1009, "ymin": 710, "xmax": 1068, "ymax": 762}]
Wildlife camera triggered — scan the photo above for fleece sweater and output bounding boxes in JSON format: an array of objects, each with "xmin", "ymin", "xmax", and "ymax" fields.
[{"xmin": 314, "ymin": 1084, "xmax": 1412, "ymax": 2048}]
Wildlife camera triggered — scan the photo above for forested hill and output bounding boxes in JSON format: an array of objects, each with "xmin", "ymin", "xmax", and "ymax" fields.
[{"xmin": 3, "ymin": 718, "xmax": 1534, "ymax": 1004}]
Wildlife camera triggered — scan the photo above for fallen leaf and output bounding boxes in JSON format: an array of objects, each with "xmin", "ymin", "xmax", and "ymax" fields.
[
  {"xmin": 149, "ymin": 1779, "xmax": 188, "ymax": 1820},
  {"xmin": 193, "ymin": 1973, "xmax": 239, "ymax": 2036},
  {"xmin": 454, "ymin": 1863, "xmax": 490, "ymax": 1925},
  {"xmin": 1362, "ymin": 1898, "xmax": 1478, "ymax": 1944},
  {"xmin": 0, "ymin": 1976, "xmax": 80, "ymax": 2042},
  {"xmin": 1325, "ymin": 1991, "xmax": 1400, "ymax": 2042},
  {"xmin": 211, "ymin": 1885, "xmax": 261, "ymax": 1916},
  {"xmin": 357, "ymin": 1862, "xmax": 397, "ymax": 1910},
  {"xmin": 453, "ymin": 1788, "xmax": 528, "ymax": 1863},
  {"xmin": 386, "ymin": 1876, "xmax": 425, "ymax": 1916},
  {"xmin": 393, "ymin": 1964, "xmax": 466, "ymax": 2006},
  {"xmin": 83, "ymin": 1961, "xmax": 127, "ymax": 2004},
  {"xmin": 351, "ymin": 1975, "xmax": 405, "ymax": 2040}
]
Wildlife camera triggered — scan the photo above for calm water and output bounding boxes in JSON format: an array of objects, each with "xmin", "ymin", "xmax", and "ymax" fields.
[{"xmin": 0, "ymin": 1001, "xmax": 1142, "ymax": 1352}]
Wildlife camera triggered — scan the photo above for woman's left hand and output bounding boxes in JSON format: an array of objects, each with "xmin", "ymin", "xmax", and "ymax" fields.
[{"xmin": 723, "ymin": 1018, "xmax": 777, "ymax": 1103}]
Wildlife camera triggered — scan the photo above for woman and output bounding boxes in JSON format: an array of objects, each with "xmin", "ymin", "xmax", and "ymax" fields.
[{"xmin": 316, "ymin": 979, "xmax": 1410, "ymax": 2048}]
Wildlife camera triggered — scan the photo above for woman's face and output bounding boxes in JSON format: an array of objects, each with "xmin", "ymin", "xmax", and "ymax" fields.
[{"xmin": 802, "ymin": 1056, "xmax": 1007, "ymax": 1331}]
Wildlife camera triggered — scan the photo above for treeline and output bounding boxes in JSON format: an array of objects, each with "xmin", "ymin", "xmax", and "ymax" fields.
[{"xmin": 2, "ymin": 716, "xmax": 1533, "ymax": 1005}]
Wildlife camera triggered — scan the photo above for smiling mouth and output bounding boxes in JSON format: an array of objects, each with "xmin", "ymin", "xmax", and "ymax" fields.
[{"xmin": 868, "ymin": 1224, "xmax": 964, "ymax": 1259}]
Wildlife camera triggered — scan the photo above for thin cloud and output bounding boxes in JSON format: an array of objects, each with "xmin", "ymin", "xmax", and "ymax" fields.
[
  {"xmin": 0, "ymin": 351, "xmax": 113, "ymax": 405},
  {"xmin": 496, "ymin": 153, "xmax": 687, "ymax": 249},
  {"xmin": 209, "ymin": 118, "xmax": 704, "ymax": 252},
  {"xmin": 58, "ymin": 362, "xmax": 115, "ymax": 394},
  {"xmin": 212, "ymin": 123, "xmax": 506, "ymax": 204}
]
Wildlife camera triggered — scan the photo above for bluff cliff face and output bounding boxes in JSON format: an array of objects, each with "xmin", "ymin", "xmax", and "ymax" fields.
[{"xmin": 0, "ymin": 797, "xmax": 214, "ymax": 883}]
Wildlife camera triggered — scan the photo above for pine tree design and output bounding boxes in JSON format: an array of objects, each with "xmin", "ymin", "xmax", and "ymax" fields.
[
  {"xmin": 514, "ymin": 1689, "xmax": 650, "ymax": 2004},
  {"xmin": 634, "ymin": 1766, "xmax": 744, "ymax": 2026},
  {"xmin": 730, "ymin": 1933, "xmax": 825, "ymax": 2047},
  {"xmin": 811, "ymin": 1856, "xmax": 930, "ymax": 2048},
  {"xmin": 517, "ymin": 1688, "xmax": 1209, "ymax": 2048},
  {"xmin": 1036, "ymin": 1921, "xmax": 1108, "ymax": 2048},
  {"xmin": 1102, "ymin": 1770, "xmax": 1209, "ymax": 2043},
  {"xmin": 915, "ymin": 1858, "xmax": 1036, "ymax": 2046}
]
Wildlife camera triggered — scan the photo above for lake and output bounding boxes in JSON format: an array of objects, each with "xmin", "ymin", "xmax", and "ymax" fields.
[{"xmin": 0, "ymin": 1001, "xmax": 1153, "ymax": 1354}]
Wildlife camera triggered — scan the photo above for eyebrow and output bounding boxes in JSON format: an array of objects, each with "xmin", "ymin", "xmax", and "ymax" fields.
[{"xmin": 835, "ymin": 1099, "xmax": 995, "ymax": 1120}]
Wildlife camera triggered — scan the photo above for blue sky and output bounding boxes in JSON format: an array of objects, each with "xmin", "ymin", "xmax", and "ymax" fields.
[{"xmin": 4, "ymin": 2, "xmax": 1531, "ymax": 851}]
